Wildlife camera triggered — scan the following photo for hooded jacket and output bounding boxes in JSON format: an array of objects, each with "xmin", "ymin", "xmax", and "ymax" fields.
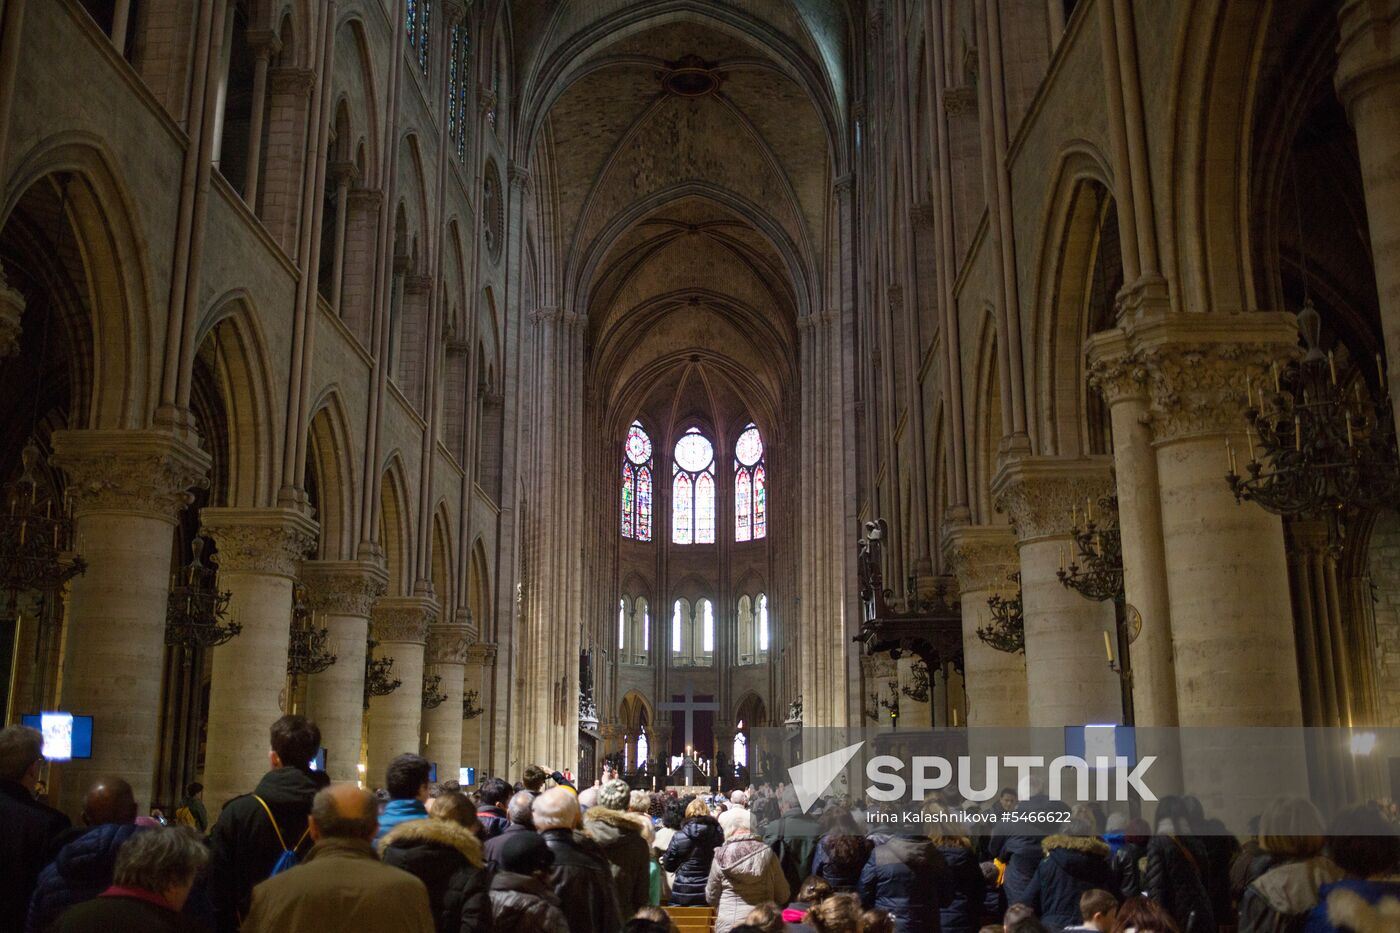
[
  {"xmin": 705, "ymin": 834, "xmax": 791, "ymax": 933},
  {"xmin": 380, "ymin": 818, "xmax": 495, "ymax": 933},
  {"xmin": 988, "ymin": 796, "xmax": 1057, "ymax": 907},
  {"xmin": 375, "ymin": 798, "xmax": 430, "ymax": 848},
  {"xmin": 476, "ymin": 805, "xmax": 509, "ymax": 841},
  {"xmin": 1024, "ymin": 835, "xmax": 1120, "ymax": 929},
  {"xmin": 1144, "ymin": 834, "xmax": 1218, "ymax": 933},
  {"xmin": 539, "ymin": 827, "xmax": 622, "ymax": 933},
  {"xmin": 483, "ymin": 822, "xmax": 536, "ymax": 867},
  {"xmin": 487, "ymin": 871, "xmax": 569, "ymax": 933},
  {"xmin": 660, "ymin": 816, "xmax": 724, "ymax": 906},
  {"xmin": 581, "ymin": 806, "xmax": 652, "ymax": 919},
  {"xmin": 936, "ymin": 842, "xmax": 987, "ymax": 933},
  {"xmin": 26, "ymin": 823, "xmax": 144, "ymax": 933},
  {"xmin": 208, "ymin": 766, "xmax": 327, "ymax": 933},
  {"xmin": 1237, "ymin": 856, "xmax": 1343, "ymax": 933},
  {"xmin": 1308, "ymin": 876, "xmax": 1400, "ymax": 933},
  {"xmin": 858, "ymin": 834, "xmax": 951, "ymax": 933}
]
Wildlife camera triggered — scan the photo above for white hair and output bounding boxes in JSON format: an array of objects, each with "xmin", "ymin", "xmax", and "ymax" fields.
[
  {"xmin": 532, "ymin": 786, "xmax": 581, "ymax": 831},
  {"xmin": 729, "ymin": 790, "xmax": 749, "ymax": 808}
]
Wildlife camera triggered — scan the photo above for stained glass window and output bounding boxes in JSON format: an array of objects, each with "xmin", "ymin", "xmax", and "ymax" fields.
[
  {"xmin": 672, "ymin": 427, "xmax": 715, "ymax": 544},
  {"xmin": 758, "ymin": 593, "xmax": 769, "ymax": 652},
  {"xmin": 418, "ymin": 2, "xmax": 431, "ymax": 72},
  {"xmin": 619, "ymin": 598, "xmax": 627, "ymax": 649},
  {"xmin": 621, "ymin": 421, "xmax": 653, "ymax": 541},
  {"xmin": 406, "ymin": 0, "xmax": 417, "ymax": 46},
  {"xmin": 636, "ymin": 730, "xmax": 648, "ymax": 769},
  {"xmin": 447, "ymin": 26, "xmax": 459, "ymax": 142},
  {"xmin": 735, "ymin": 423, "xmax": 767, "ymax": 542},
  {"xmin": 449, "ymin": 24, "xmax": 470, "ymax": 161},
  {"xmin": 702, "ymin": 599, "xmax": 714, "ymax": 653},
  {"xmin": 733, "ymin": 729, "xmax": 747, "ymax": 767}
]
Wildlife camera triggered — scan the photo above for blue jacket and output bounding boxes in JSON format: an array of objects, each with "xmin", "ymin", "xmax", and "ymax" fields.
[
  {"xmin": 1305, "ymin": 877, "xmax": 1400, "ymax": 933},
  {"xmin": 26, "ymin": 823, "xmax": 144, "ymax": 933},
  {"xmin": 374, "ymin": 798, "xmax": 429, "ymax": 848},
  {"xmin": 1024, "ymin": 835, "xmax": 1119, "ymax": 930},
  {"xmin": 858, "ymin": 835, "xmax": 951, "ymax": 933}
]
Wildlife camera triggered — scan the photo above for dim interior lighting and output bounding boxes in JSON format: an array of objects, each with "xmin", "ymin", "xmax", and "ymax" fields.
[{"xmin": 1350, "ymin": 732, "xmax": 1377, "ymax": 756}]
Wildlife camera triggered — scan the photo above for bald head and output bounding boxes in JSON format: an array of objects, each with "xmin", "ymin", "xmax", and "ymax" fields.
[
  {"xmin": 83, "ymin": 777, "xmax": 137, "ymax": 826},
  {"xmin": 309, "ymin": 784, "xmax": 378, "ymax": 842},
  {"xmin": 507, "ymin": 790, "xmax": 536, "ymax": 828}
]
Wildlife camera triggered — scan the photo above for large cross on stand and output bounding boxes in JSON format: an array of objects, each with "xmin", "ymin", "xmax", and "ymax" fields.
[{"xmin": 657, "ymin": 684, "xmax": 719, "ymax": 786}]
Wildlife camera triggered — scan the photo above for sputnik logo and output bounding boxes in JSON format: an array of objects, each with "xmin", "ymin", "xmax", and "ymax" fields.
[{"xmin": 788, "ymin": 741, "xmax": 865, "ymax": 813}]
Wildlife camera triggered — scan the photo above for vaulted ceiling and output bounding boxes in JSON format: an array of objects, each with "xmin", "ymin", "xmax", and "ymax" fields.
[{"xmin": 514, "ymin": 0, "xmax": 852, "ymax": 442}]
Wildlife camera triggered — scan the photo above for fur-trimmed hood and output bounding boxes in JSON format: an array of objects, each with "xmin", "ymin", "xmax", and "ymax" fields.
[
  {"xmin": 1250, "ymin": 856, "xmax": 1342, "ymax": 915},
  {"xmin": 1042, "ymin": 835, "xmax": 1110, "ymax": 858},
  {"xmin": 1324, "ymin": 877, "xmax": 1400, "ymax": 933},
  {"xmin": 584, "ymin": 806, "xmax": 646, "ymax": 835},
  {"xmin": 380, "ymin": 816, "xmax": 485, "ymax": 867}
]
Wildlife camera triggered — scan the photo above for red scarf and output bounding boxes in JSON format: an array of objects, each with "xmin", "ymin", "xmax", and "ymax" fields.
[{"xmin": 99, "ymin": 885, "xmax": 175, "ymax": 911}]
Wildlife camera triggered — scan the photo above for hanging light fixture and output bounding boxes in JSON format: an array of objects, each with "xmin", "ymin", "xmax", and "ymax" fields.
[
  {"xmin": 462, "ymin": 689, "xmax": 483, "ymax": 720},
  {"xmin": 977, "ymin": 573, "xmax": 1024, "ymax": 654},
  {"xmin": 363, "ymin": 637, "xmax": 402, "ymax": 709},
  {"xmin": 1056, "ymin": 495, "xmax": 1124, "ymax": 602},
  {"xmin": 165, "ymin": 537, "xmax": 239, "ymax": 651},
  {"xmin": 901, "ymin": 659, "xmax": 931, "ymax": 702},
  {"xmin": 1, "ymin": 440, "xmax": 86, "ymax": 612},
  {"xmin": 286, "ymin": 582, "xmax": 336, "ymax": 678},
  {"xmin": 421, "ymin": 672, "xmax": 447, "ymax": 709}
]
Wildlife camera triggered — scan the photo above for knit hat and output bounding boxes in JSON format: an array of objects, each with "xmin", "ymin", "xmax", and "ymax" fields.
[
  {"xmin": 597, "ymin": 778, "xmax": 631, "ymax": 811},
  {"xmin": 498, "ymin": 830, "xmax": 555, "ymax": 875}
]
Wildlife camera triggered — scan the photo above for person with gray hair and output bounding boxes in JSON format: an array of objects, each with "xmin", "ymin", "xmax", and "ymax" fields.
[
  {"xmin": 485, "ymin": 789, "xmax": 540, "ymax": 865},
  {"xmin": 52, "ymin": 825, "xmax": 208, "ymax": 932},
  {"xmin": 240, "ymin": 784, "xmax": 435, "ymax": 933},
  {"xmin": 0, "ymin": 724, "xmax": 71, "ymax": 930},
  {"xmin": 534, "ymin": 786, "xmax": 622, "ymax": 933}
]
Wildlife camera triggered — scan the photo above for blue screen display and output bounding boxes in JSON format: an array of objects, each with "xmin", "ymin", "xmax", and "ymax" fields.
[{"xmin": 21, "ymin": 712, "xmax": 94, "ymax": 760}]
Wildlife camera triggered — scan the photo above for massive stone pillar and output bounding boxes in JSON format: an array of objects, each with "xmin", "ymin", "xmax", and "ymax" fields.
[
  {"xmin": 993, "ymin": 458, "xmax": 1121, "ymax": 728},
  {"xmin": 421, "ymin": 622, "xmax": 471, "ymax": 781},
  {"xmin": 200, "ymin": 507, "xmax": 318, "ymax": 812},
  {"xmin": 365, "ymin": 596, "xmax": 434, "ymax": 788},
  {"xmin": 943, "ymin": 525, "xmax": 1027, "ymax": 727},
  {"xmin": 1336, "ymin": 0, "xmax": 1400, "ymax": 426},
  {"xmin": 50, "ymin": 429, "xmax": 210, "ymax": 816},
  {"xmin": 301, "ymin": 560, "xmax": 386, "ymax": 783},
  {"xmin": 462, "ymin": 641, "xmax": 495, "ymax": 779}
]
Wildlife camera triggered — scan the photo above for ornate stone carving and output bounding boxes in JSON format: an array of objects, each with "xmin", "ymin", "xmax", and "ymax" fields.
[
  {"xmin": 200, "ymin": 507, "xmax": 319, "ymax": 578},
  {"xmin": 301, "ymin": 560, "xmax": 388, "ymax": 617},
  {"xmin": 0, "ymin": 268, "xmax": 23, "ymax": 358},
  {"xmin": 943, "ymin": 86, "xmax": 977, "ymax": 116},
  {"xmin": 347, "ymin": 188, "xmax": 383, "ymax": 211},
  {"xmin": 269, "ymin": 67, "xmax": 315, "ymax": 97},
  {"xmin": 372, "ymin": 597, "xmax": 437, "ymax": 644},
  {"xmin": 477, "ymin": 87, "xmax": 498, "ymax": 115},
  {"xmin": 51, "ymin": 429, "xmax": 211, "ymax": 521},
  {"xmin": 942, "ymin": 525, "xmax": 1019, "ymax": 594},
  {"xmin": 467, "ymin": 641, "xmax": 498, "ymax": 664},
  {"xmin": 991, "ymin": 457, "xmax": 1115, "ymax": 543},
  {"xmin": 833, "ymin": 174, "xmax": 855, "ymax": 196},
  {"xmin": 427, "ymin": 624, "xmax": 472, "ymax": 665},
  {"xmin": 507, "ymin": 162, "xmax": 531, "ymax": 190},
  {"xmin": 1085, "ymin": 328, "xmax": 1149, "ymax": 405}
]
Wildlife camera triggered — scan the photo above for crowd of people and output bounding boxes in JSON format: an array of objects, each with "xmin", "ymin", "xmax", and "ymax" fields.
[{"xmin": 3, "ymin": 718, "xmax": 1400, "ymax": 932}]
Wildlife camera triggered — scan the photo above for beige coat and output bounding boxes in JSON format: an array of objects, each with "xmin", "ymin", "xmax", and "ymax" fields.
[
  {"xmin": 705, "ymin": 833, "xmax": 791, "ymax": 933},
  {"xmin": 240, "ymin": 836, "xmax": 436, "ymax": 933}
]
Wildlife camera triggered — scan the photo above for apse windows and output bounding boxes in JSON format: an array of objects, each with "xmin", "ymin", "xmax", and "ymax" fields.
[
  {"xmin": 621, "ymin": 421, "xmax": 653, "ymax": 541},
  {"xmin": 671, "ymin": 597, "xmax": 714, "ymax": 667},
  {"xmin": 635, "ymin": 730, "xmax": 649, "ymax": 771},
  {"xmin": 406, "ymin": 1, "xmax": 431, "ymax": 72},
  {"xmin": 618, "ymin": 595, "xmax": 650, "ymax": 665},
  {"xmin": 735, "ymin": 423, "xmax": 766, "ymax": 542},
  {"xmin": 673, "ymin": 428, "xmax": 716, "ymax": 545},
  {"xmin": 736, "ymin": 593, "xmax": 770, "ymax": 665}
]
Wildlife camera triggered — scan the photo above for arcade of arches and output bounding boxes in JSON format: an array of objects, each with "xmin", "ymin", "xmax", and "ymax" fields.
[{"xmin": 3, "ymin": 0, "xmax": 1400, "ymax": 816}]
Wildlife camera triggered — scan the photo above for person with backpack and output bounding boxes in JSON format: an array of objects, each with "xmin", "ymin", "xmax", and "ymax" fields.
[{"xmin": 208, "ymin": 714, "xmax": 329, "ymax": 933}]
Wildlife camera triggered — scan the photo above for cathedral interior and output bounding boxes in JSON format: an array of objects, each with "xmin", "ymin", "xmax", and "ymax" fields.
[{"xmin": 2, "ymin": 0, "xmax": 1400, "ymax": 817}]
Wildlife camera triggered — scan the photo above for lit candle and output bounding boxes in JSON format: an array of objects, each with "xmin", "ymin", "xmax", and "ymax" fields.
[
  {"xmin": 1272, "ymin": 361, "xmax": 1280, "ymax": 392},
  {"xmin": 1247, "ymin": 428, "xmax": 1256, "ymax": 462},
  {"xmin": 1104, "ymin": 630, "xmax": 1114, "ymax": 664},
  {"xmin": 1225, "ymin": 437, "xmax": 1233, "ymax": 472},
  {"xmin": 1086, "ymin": 498, "xmax": 1093, "ymax": 523},
  {"xmin": 1071, "ymin": 503, "xmax": 1078, "ymax": 528},
  {"xmin": 1247, "ymin": 378, "xmax": 1255, "ymax": 409},
  {"xmin": 1295, "ymin": 415, "xmax": 1302, "ymax": 451},
  {"xmin": 1329, "ymin": 351, "xmax": 1337, "ymax": 385}
]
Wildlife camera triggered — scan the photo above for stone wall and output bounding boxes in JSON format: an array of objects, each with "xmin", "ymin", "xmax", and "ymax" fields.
[{"xmin": 1368, "ymin": 509, "xmax": 1400, "ymax": 725}]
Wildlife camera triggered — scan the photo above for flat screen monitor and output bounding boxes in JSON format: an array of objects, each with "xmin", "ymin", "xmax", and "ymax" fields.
[
  {"xmin": 20, "ymin": 712, "xmax": 94, "ymax": 761},
  {"xmin": 428, "ymin": 762, "xmax": 438, "ymax": 784},
  {"xmin": 308, "ymin": 747, "xmax": 328, "ymax": 773}
]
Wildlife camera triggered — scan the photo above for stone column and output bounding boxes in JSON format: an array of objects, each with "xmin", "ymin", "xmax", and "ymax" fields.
[
  {"xmin": 462, "ymin": 641, "xmax": 494, "ymax": 777},
  {"xmin": 1086, "ymin": 332, "xmax": 1178, "ymax": 725},
  {"xmin": 200, "ymin": 507, "xmax": 318, "ymax": 813},
  {"xmin": 1336, "ymin": 0, "xmax": 1400, "ymax": 426},
  {"xmin": 421, "ymin": 623, "xmax": 471, "ymax": 780},
  {"xmin": 365, "ymin": 596, "xmax": 435, "ymax": 788},
  {"xmin": 258, "ymin": 67, "xmax": 314, "ymax": 253},
  {"xmin": 50, "ymin": 430, "xmax": 210, "ymax": 816},
  {"xmin": 301, "ymin": 560, "xmax": 386, "ymax": 783},
  {"xmin": 326, "ymin": 161, "xmax": 357, "ymax": 317},
  {"xmin": 943, "ymin": 524, "xmax": 1027, "ymax": 726},
  {"xmin": 992, "ymin": 458, "xmax": 1121, "ymax": 727},
  {"xmin": 241, "ymin": 29, "xmax": 280, "ymax": 207},
  {"xmin": 1131, "ymin": 313, "xmax": 1305, "ymax": 726}
]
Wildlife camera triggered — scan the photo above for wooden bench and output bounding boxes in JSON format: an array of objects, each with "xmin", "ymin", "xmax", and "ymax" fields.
[{"xmin": 664, "ymin": 905, "xmax": 715, "ymax": 932}]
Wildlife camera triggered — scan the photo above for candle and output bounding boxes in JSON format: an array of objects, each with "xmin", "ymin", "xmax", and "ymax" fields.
[
  {"xmin": 1247, "ymin": 428, "xmax": 1256, "ymax": 462},
  {"xmin": 1329, "ymin": 351, "xmax": 1337, "ymax": 385},
  {"xmin": 1060, "ymin": 546, "xmax": 1066, "ymax": 573},
  {"xmin": 1295, "ymin": 415, "xmax": 1302, "ymax": 451},
  {"xmin": 1104, "ymin": 630, "xmax": 1114, "ymax": 664},
  {"xmin": 1086, "ymin": 498, "xmax": 1093, "ymax": 523},
  {"xmin": 1347, "ymin": 418, "xmax": 1354, "ymax": 447},
  {"xmin": 1247, "ymin": 378, "xmax": 1255, "ymax": 409},
  {"xmin": 1272, "ymin": 361, "xmax": 1280, "ymax": 392},
  {"xmin": 1225, "ymin": 437, "xmax": 1233, "ymax": 472}
]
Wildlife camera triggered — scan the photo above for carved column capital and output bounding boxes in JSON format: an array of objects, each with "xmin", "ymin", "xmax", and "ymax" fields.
[
  {"xmin": 268, "ymin": 67, "xmax": 315, "ymax": 97},
  {"xmin": 301, "ymin": 559, "xmax": 388, "ymax": 616},
  {"xmin": 943, "ymin": 86, "xmax": 978, "ymax": 116},
  {"xmin": 427, "ymin": 624, "xmax": 473, "ymax": 665},
  {"xmin": 51, "ymin": 429, "xmax": 211, "ymax": 522},
  {"xmin": 466, "ymin": 641, "xmax": 498, "ymax": 664},
  {"xmin": 329, "ymin": 160, "xmax": 358, "ymax": 186},
  {"xmin": 1335, "ymin": 0, "xmax": 1400, "ymax": 116},
  {"xmin": 1124, "ymin": 311, "xmax": 1300, "ymax": 442},
  {"xmin": 991, "ymin": 456, "xmax": 1115, "ymax": 544},
  {"xmin": 371, "ymin": 596, "xmax": 438, "ymax": 644},
  {"xmin": 245, "ymin": 29, "xmax": 282, "ymax": 58},
  {"xmin": 942, "ymin": 524, "xmax": 1019, "ymax": 594},
  {"xmin": 347, "ymin": 188, "xmax": 383, "ymax": 211},
  {"xmin": 1085, "ymin": 328, "xmax": 1149, "ymax": 405},
  {"xmin": 200, "ymin": 507, "xmax": 319, "ymax": 578},
  {"xmin": 507, "ymin": 162, "xmax": 531, "ymax": 190}
]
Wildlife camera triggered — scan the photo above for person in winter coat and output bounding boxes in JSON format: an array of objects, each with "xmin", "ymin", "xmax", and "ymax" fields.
[
  {"xmin": 488, "ymin": 832, "xmax": 570, "ymax": 933},
  {"xmin": 811, "ymin": 808, "xmax": 872, "ymax": 893},
  {"xmin": 1306, "ymin": 805, "xmax": 1400, "ymax": 933},
  {"xmin": 763, "ymin": 787, "xmax": 822, "ymax": 892},
  {"xmin": 1023, "ymin": 827, "xmax": 1120, "ymax": 930},
  {"xmin": 661, "ymin": 798, "xmax": 724, "ymax": 906},
  {"xmin": 989, "ymin": 792, "xmax": 1059, "ymax": 908},
  {"xmin": 533, "ymin": 787, "xmax": 623, "ymax": 933},
  {"xmin": 485, "ymin": 791, "xmax": 539, "ymax": 866},
  {"xmin": 1237, "ymin": 797, "xmax": 1339, "ymax": 933},
  {"xmin": 174, "ymin": 783, "xmax": 208, "ymax": 834},
  {"xmin": 931, "ymin": 831, "xmax": 986, "ymax": 933},
  {"xmin": 582, "ymin": 778, "xmax": 653, "ymax": 918},
  {"xmin": 706, "ymin": 810, "xmax": 791, "ymax": 933},
  {"xmin": 783, "ymin": 875, "xmax": 834, "ymax": 931},
  {"xmin": 858, "ymin": 833, "xmax": 950, "ymax": 933},
  {"xmin": 53, "ymin": 826, "xmax": 209, "ymax": 933},
  {"xmin": 1103, "ymin": 815, "xmax": 1149, "ymax": 900},
  {"xmin": 381, "ymin": 807, "xmax": 495, "ymax": 933},
  {"xmin": 375, "ymin": 754, "xmax": 434, "ymax": 848},
  {"xmin": 0, "ymin": 725, "xmax": 72, "ymax": 932},
  {"xmin": 476, "ymin": 778, "xmax": 513, "ymax": 841},
  {"xmin": 27, "ymin": 776, "xmax": 142, "ymax": 932},
  {"xmin": 208, "ymin": 714, "xmax": 329, "ymax": 933},
  {"xmin": 1144, "ymin": 797, "xmax": 1217, "ymax": 933}
]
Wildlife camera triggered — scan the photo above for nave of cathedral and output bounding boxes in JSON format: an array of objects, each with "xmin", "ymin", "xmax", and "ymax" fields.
[{"xmin": 2, "ymin": 0, "xmax": 1400, "ymax": 828}]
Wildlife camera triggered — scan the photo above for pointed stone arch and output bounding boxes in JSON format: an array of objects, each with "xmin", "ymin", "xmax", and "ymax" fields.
[
  {"xmin": 305, "ymin": 387, "xmax": 357, "ymax": 560},
  {"xmin": 379, "ymin": 453, "xmax": 414, "ymax": 596}
]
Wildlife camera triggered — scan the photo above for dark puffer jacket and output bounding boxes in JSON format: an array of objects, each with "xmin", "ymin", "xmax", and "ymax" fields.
[
  {"xmin": 935, "ymin": 842, "xmax": 986, "ymax": 933},
  {"xmin": 540, "ymin": 827, "xmax": 622, "ymax": 933},
  {"xmin": 1024, "ymin": 835, "xmax": 1120, "ymax": 929},
  {"xmin": 380, "ymin": 818, "xmax": 495, "ymax": 933},
  {"xmin": 858, "ymin": 834, "xmax": 951, "ymax": 933},
  {"xmin": 581, "ymin": 807, "xmax": 652, "ymax": 919},
  {"xmin": 1144, "ymin": 834, "xmax": 1218, "ymax": 933},
  {"xmin": 488, "ymin": 871, "xmax": 569, "ymax": 933},
  {"xmin": 660, "ymin": 816, "xmax": 723, "ymax": 906},
  {"xmin": 988, "ymin": 797, "xmax": 1057, "ymax": 907},
  {"xmin": 476, "ymin": 806, "xmax": 509, "ymax": 842},
  {"xmin": 811, "ymin": 832, "xmax": 873, "ymax": 893},
  {"xmin": 208, "ymin": 766, "xmax": 327, "ymax": 933},
  {"xmin": 26, "ymin": 823, "xmax": 144, "ymax": 933},
  {"xmin": 0, "ymin": 779, "xmax": 71, "ymax": 932}
]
